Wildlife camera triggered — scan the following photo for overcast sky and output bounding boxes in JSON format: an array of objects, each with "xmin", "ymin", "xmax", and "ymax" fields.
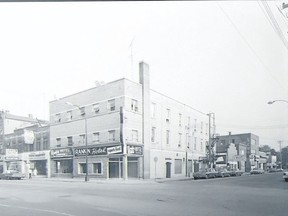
[{"xmin": 0, "ymin": 1, "xmax": 287, "ymax": 149}]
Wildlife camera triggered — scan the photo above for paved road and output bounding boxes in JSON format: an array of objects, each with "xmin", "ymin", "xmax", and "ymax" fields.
[{"xmin": 0, "ymin": 173, "xmax": 287, "ymax": 216}]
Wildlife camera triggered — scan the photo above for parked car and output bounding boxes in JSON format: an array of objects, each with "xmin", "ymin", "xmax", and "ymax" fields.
[
  {"xmin": 0, "ymin": 170, "xmax": 25, "ymax": 180},
  {"xmin": 193, "ymin": 168, "xmax": 217, "ymax": 180},
  {"xmin": 216, "ymin": 168, "xmax": 231, "ymax": 177},
  {"xmin": 250, "ymin": 169, "xmax": 265, "ymax": 175},
  {"xmin": 283, "ymin": 171, "xmax": 288, "ymax": 182}
]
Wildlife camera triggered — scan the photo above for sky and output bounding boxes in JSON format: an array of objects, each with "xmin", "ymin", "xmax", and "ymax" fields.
[{"xmin": 0, "ymin": 1, "xmax": 287, "ymax": 149}]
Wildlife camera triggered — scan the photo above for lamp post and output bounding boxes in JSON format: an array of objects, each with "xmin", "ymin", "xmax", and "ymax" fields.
[
  {"xmin": 268, "ymin": 99, "xmax": 288, "ymax": 169},
  {"xmin": 267, "ymin": 100, "xmax": 288, "ymax": 104},
  {"xmin": 65, "ymin": 102, "xmax": 89, "ymax": 182}
]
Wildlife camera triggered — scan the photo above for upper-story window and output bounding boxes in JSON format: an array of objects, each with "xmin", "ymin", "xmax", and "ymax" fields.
[
  {"xmin": 206, "ymin": 123, "xmax": 208, "ymax": 134},
  {"xmin": 80, "ymin": 107, "xmax": 85, "ymax": 116},
  {"xmin": 194, "ymin": 119, "xmax": 197, "ymax": 131},
  {"xmin": 166, "ymin": 109, "xmax": 170, "ymax": 122},
  {"xmin": 92, "ymin": 103, "xmax": 100, "ymax": 114},
  {"xmin": 194, "ymin": 137, "xmax": 197, "ymax": 150},
  {"xmin": 131, "ymin": 99, "xmax": 138, "ymax": 112},
  {"xmin": 79, "ymin": 134, "xmax": 85, "ymax": 145},
  {"xmin": 178, "ymin": 133, "xmax": 182, "ymax": 147},
  {"xmin": 109, "ymin": 130, "xmax": 116, "ymax": 141},
  {"xmin": 56, "ymin": 138, "xmax": 61, "ymax": 148},
  {"xmin": 132, "ymin": 130, "xmax": 139, "ymax": 142},
  {"xmin": 151, "ymin": 127, "xmax": 156, "ymax": 143},
  {"xmin": 66, "ymin": 111, "xmax": 72, "ymax": 121},
  {"xmin": 55, "ymin": 114, "xmax": 61, "ymax": 123},
  {"xmin": 187, "ymin": 116, "xmax": 191, "ymax": 128},
  {"xmin": 201, "ymin": 139, "xmax": 203, "ymax": 150},
  {"xmin": 108, "ymin": 99, "xmax": 115, "ymax": 111},
  {"xmin": 43, "ymin": 136, "xmax": 48, "ymax": 150},
  {"xmin": 179, "ymin": 113, "xmax": 182, "ymax": 126},
  {"xmin": 166, "ymin": 130, "xmax": 170, "ymax": 145},
  {"xmin": 151, "ymin": 103, "xmax": 156, "ymax": 118},
  {"xmin": 93, "ymin": 132, "xmax": 100, "ymax": 143},
  {"xmin": 67, "ymin": 136, "xmax": 73, "ymax": 146},
  {"xmin": 201, "ymin": 122, "xmax": 203, "ymax": 133}
]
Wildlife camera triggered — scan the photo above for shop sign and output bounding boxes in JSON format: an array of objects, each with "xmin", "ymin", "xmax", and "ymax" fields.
[
  {"xmin": 107, "ymin": 146, "xmax": 122, "ymax": 155},
  {"xmin": 23, "ymin": 129, "xmax": 35, "ymax": 144},
  {"xmin": 75, "ymin": 145, "xmax": 123, "ymax": 157},
  {"xmin": 127, "ymin": 145, "xmax": 143, "ymax": 155},
  {"xmin": 5, "ymin": 149, "xmax": 18, "ymax": 160},
  {"xmin": 75, "ymin": 146, "xmax": 107, "ymax": 157},
  {"xmin": 29, "ymin": 152, "xmax": 47, "ymax": 160},
  {"xmin": 51, "ymin": 148, "xmax": 73, "ymax": 158}
]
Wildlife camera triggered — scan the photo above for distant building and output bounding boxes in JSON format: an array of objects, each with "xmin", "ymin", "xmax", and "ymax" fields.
[
  {"xmin": 0, "ymin": 111, "xmax": 49, "ymax": 177},
  {"xmin": 216, "ymin": 132, "xmax": 259, "ymax": 172},
  {"xmin": 49, "ymin": 62, "xmax": 211, "ymax": 179}
]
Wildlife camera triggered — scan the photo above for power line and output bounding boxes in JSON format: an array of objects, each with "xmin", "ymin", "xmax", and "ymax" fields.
[
  {"xmin": 261, "ymin": 0, "xmax": 288, "ymax": 50},
  {"xmin": 216, "ymin": 2, "xmax": 287, "ymax": 91}
]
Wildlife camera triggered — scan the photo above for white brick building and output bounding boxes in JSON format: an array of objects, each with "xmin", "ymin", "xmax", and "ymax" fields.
[{"xmin": 49, "ymin": 62, "xmax": 209, "ymax": 179}]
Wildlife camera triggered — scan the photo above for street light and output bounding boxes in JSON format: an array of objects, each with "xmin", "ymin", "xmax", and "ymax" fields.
[
  {"xmin": 65, "ymin": 102, "xmax": 89, "ymax": 182},
  {"xmin": 267, "ymin": 100, "xmax": 288, "ymax": 104},
  {"xmin": 267, "ymin": 99, "xmax": 288, "ymax": 169}
]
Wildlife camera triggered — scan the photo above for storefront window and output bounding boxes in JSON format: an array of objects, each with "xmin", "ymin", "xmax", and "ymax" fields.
[
  {"xmin": 93, "ymin": 163, "xmax": 102, "ymax": 174},
  {"xmin": 79, "ymin": 163, "xmax": 87, "ymax": 174},
  {"xmin": 56, "ymin": 160, "xmax": 73, "ymax": 173}
]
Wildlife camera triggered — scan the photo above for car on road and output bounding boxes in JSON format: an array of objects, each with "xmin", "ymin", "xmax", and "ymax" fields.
[
  {"xmin": 250, "ymin": 169, "xmax": 265, "ymax": 175},
  {"xmin": 283, "ymin": 171, "xmax": 288, "ymax": 182},
  {"xmin": 216, "ymin": 168, "xmax": 231, "ymax": 177},
  {"xmin": 0, "ymin": 170, "xmax": 25, "ymax": 180},
  {"xmin": 193, "ymin": 168, "xmax": 217, "ymax": 180}
]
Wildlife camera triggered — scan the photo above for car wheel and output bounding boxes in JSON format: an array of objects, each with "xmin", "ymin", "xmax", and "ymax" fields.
[
  {"xmin": 194, "ymin": 177, "xmax": 197, "ymax": 180},
  {"xmin": 285, "ymin": 179, "xmax": 288, "ymax": 182}
]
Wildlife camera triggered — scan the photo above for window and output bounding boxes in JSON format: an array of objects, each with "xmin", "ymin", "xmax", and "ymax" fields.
[
  {"xmin": 67, "ymin": 136, "xmax": 73, "ymax": 146},
  {"xmin": 201, "ymin": 139, "xmax": 203, "ymax": 151},
  {"xmin": 92, "ymin": 103, "xmax": 100, "ymax": 113},
  {"xmin": 178, "ymin": 133, "xmax": 182, "ymax": 147},
  {"xmin": 194, "ymin": 119, "xmax": 197, "ymax": 131},
  {"xmin": 187, "ymin": 116, "xmax": 191, "ymax": 128},
  {"xmin": 174, "ymin": 159, "xmax": 182, "ymax": 174},
  {"xmin": 43, "ymin": 136, "xmax": 48, "ymax": 150},
  {"xmin": 232, "ymin": 139, "xmax": 235, "ymax": 144},
  {"xmin": 194, "ymin": 137, "xmax": 197, "ymax": 150},
  {"xmin": 78, "ymin": 163, "xmax": 87, "ymax": 174},
  {"xmin": 36, "ymin": 138, "xmax": 41, "ymax": 151},
  {"xmin": 132, "ymin": 130, "xmax": 138, "ymax": 142},
  {"xmin": 179, "ymin": 113, "xmax": 182, "ymax": 126},
  {"xmin": 93, "ymin": 163, "xmax": 102, "ymax": 174},
  {"xmin": 187, "ymin": 134, "xmax": 191, "ymax": 149},
  {"xmin": 55, "ymin": 114, "xmax": 61, "ymax": 123},
  {"xmin": 108, "ymin": 99, "xmax": 115, "ymax": 111},
  {"xmin": 151, "ymin": 127, "xmax": 156, "ymax": 143},
  {"xmin": 131, "ymin": 99, "xmax": 138, "ymax": 112},
  {"xmin": 109, "ymin": 130, "xmax": 116, "ymax": 141},
  {"xmin": 206, "ymin": 123, "xmax": 208, "ymax": 134},
  {"xmin": 56, "ymin": 138, "xmax": 61, "ymax": 147},
  {"xmin": 66, "ymin": 111, "xmax": 72, "ymax": 121},
  {"xmin": 80, "ymin": 107, "xmax": 85, "ymax": 116},
  {"xmin": 79, "ymin": 134, "xmax": 85, "ymax": 145},
  {"xmin": 166, "ymin": 108, "xmax": 170, "ymax": 122},
  {"xmin": 166, "ymin": 130, "xmax": 170, "ymax": 145},
  {"xmin": 92, "ymin": 132, "xmax": 100, "ymax": 143},
  {"xmin": 151, "ymin": 103, "xmax": 156, "ymax": 118},
  {"xmin": 201, "ymin": 122, "xmax": 203, "ymax": 133}
]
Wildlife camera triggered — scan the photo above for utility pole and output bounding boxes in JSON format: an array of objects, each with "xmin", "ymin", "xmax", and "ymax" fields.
[{"xmin": 278, "ymin": 140, "xmax": 283, "ymax": 169}]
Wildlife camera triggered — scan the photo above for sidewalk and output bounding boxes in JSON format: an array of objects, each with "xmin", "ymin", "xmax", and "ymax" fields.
[{"xmin": 25, "ymin": 176, "xmax": 194, "ymax": 184}]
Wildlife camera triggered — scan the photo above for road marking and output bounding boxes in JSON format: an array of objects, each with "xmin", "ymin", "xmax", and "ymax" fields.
[{"xmin": 0, "ymin": 203, "xmax": 76, "ymax": 216}]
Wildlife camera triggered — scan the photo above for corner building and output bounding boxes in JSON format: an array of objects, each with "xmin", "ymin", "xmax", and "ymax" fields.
[{"xmin": 49, "ymin": 62, "xmax": 209, "ymax": 179}]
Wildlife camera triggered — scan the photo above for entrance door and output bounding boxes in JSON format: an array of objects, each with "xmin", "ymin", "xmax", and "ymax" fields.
[
  {"xmin": 166, "ymin": 162, "xmax": 171, "ymax": 178},
  {"xmin": 109, "ymin": 158, "xmax": 123, "ymax": 178}
]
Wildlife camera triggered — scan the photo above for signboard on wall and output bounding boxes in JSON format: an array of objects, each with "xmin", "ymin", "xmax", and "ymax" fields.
[
  {"xmin": 127, "ymin": 145, "xmax": 143, "ymax": 155},
  {"xmin": 5, "ymin": 149, "xmax": 18, "ymax": 160},
  {"xmin": 74, "ymin": 145, "xmax": 123, "ymax": 157},
  {"xmin": 51, "ymin": 148, "xmax": 73, "ymax": 158},
  {"xmin": 23, "ymin": 129, "xmax": 35, "ymax": 144}
]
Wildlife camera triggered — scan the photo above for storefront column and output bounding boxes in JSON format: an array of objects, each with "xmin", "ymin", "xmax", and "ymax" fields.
[{"xmin": 123, "ymin": 155, "xmax": 128, "ymax": 180}]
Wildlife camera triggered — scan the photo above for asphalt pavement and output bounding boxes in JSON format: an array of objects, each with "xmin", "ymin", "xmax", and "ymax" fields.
[{"xmin": 0, "ymin": 172, "xmax": 287, "ymax": 216}]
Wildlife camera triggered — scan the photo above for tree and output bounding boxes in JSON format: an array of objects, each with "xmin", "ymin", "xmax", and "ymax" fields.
[
  {"xmin": 259, "ymin": 145, "xmax": 271, "ymax": 152},
  {"xmin": 281, "ymin": 146, "xmax": 288, "ymax": 169}
]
